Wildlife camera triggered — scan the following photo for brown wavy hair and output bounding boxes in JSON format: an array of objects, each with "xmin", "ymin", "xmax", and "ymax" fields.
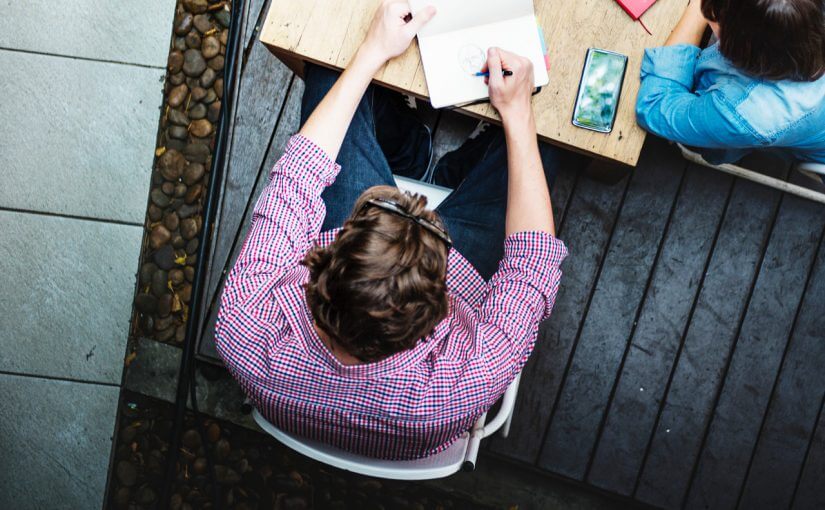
[
  {"xmin": 302, "ymin": 186, "xmax": 449, "ymax": 363},
  {"xmin": 702, "ymin": 0, "xmax": 825, "ymax": 81}
]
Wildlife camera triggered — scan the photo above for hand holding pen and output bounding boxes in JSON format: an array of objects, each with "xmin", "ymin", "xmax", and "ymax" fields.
[
  {"xmin": 478, "ymin": 54, "xmax": 515, "ymax": 86},
  {"xmin": 485, "ymin": 47, "xmax": 535, "ymax": 122}
]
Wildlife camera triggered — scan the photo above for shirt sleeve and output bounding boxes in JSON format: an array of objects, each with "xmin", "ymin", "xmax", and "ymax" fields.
[
  {"xmin": 636, "ymin": 45, "xmax": 760, "ymax": 148},
  {"xmin": 214, "ymin": 134, "xmax": 339, "ymax": 382},
  {"xmin": 477, "ymin": 231, "xmax": 567, "ymax": 403}
]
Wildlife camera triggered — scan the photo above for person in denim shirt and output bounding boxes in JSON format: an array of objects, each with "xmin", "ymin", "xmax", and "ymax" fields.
[{"xmin": 636, "ymin": 0, "xmax": 825, "ymax": 168}]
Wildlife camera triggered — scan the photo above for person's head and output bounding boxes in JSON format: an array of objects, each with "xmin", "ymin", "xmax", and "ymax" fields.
[
  {"xmin": 303, "ymin": 186, "xmax": 450, "ymax": 363},
  {"xmin": 701, "ymin": 0, "xmax": 825, "ymax": 81}
]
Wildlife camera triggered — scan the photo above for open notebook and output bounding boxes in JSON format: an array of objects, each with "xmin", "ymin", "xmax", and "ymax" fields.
[{"xmin": 409, "ymin": 0, "xmax": 549, "ymax": 109}]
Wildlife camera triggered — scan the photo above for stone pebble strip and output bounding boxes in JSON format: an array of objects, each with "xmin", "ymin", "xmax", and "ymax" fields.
[{"xmin": 133, "ymin": 0, "xmax": 231, "ymax": 346}]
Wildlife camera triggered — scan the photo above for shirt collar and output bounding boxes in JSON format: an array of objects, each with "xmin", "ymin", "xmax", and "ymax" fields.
[{"xmin": 272, "ymin": 279, "xmax": 452, "ymax": 380}]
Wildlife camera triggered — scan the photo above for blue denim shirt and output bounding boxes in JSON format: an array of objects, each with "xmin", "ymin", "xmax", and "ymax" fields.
[{"xmin": 636, "ymin": 43, "xmax": 825, "ymax": 164}]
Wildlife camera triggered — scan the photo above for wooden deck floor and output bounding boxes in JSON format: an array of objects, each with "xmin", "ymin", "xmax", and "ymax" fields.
[{"xmin": 197, "ymin": 3, "xmax": 825, "ymax": 507}]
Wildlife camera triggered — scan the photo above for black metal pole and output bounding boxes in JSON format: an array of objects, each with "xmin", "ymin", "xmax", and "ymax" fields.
[{"xmin": 159, "ymin": 0, "xmax": 247, "ymax": 507}]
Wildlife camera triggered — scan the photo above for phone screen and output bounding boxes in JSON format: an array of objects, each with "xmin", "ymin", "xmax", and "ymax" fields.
[{"xmin": 572, "ymin": 49, "xmax": 628, "ymax": 133}]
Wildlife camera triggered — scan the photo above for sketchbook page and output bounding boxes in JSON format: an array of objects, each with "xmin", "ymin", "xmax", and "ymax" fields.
[
  {"xmin": 409, "ymin": 0, "xmax": 535, "ymax": 37},
  {"xmin": 418, "ymin": 15, "xmax": 549, "ymax": 108}
]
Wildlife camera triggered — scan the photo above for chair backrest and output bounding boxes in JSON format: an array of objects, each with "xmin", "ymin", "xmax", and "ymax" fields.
[
  {"xmin": 252, "ymin": 374, "xmax": 522, "ymax": 480},
  {"xmin": 797, "ymin": 161, "xmax": 825, "ymax": 175},
  {"xmin": 252, "ymin": 409, "xmax": 471, "ymax": 480},
  {"xmin": 677, "ymin": 144, "xmax": 825, "ymax": 205}
]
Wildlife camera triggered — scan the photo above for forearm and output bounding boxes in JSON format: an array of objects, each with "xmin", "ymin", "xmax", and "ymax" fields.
[
  {"xmin": 665, "ymin": 0, "xmax": 707, "ymax": 47},
  {"xmin": 298, "ymin": 47, "xmax": 385, "ymax": 160},
  {"xmin": 502, "ymin": 114, "xmax": 555, "ymax": 236}
]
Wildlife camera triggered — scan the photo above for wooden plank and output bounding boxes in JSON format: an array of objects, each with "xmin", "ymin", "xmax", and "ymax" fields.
[
  {"xmin": 260, "ymin": 0, "xmax": 688, "ymax": 166},
  {"xmin": 536, "ymin": 137, "xmax": 685, "ymax": 479},
  {"xmin": 549, "ymin": 163, "xmax": 579, "ymax": 230},
  {"xmin": 243, "ymin": 0, "xmax": 270, "ymax": 48},
  {"xmin": 259, "ymin": 0, "xmax": 317, "ymax": 53},
  {"xmin": 201, "ymin": 40, "xmax": 293, "ymax": 319},
  {"xmin": 793, "ymin": 396, "xmax": 825, "ymax": 510},
  {"xmin": 586, "ymin": 164, "xmax": 732, "ymax": 495},
  {"xmin": 259, "ymin": 79, "xmax": 307, "ymax": 172},
  {"xmin": 334, "ymin": 0, "xmax": 377, "ymax": 71},
  {"xmin": 633, "ymin": 156, "xmax": 789, "ymax": 509},
  {"xmin": 489, "ymin": 160, "xmax": 630, "ymax": 462},
  {"xmin": 199, "ymin": 78, "xmax": 305, "ymax": 360},
  {"xmin": 198, "ymin": 1, "xmax": 251, "ymax": 343},
  {"xmin": 737, "ymin": 223, "xmax": 825, "ymax": 510},
  {"xmin": 684, "ymin": 175, "xmax": 825, "ymax": 510},
  {"xmin": 295, "ymin": 0, "xmax": 360, "ymax": 66}
]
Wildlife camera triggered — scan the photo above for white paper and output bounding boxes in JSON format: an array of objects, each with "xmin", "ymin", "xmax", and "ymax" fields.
[
  {"xmin": 410, "ymin": 0, "xmax": 548, "ymax": 108},
  {"xmin": 410, "ymin": 0, "xmax": 534, "ymax": 37}
]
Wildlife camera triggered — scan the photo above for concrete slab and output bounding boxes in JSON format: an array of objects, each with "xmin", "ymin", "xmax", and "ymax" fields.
[
  {"xmin": 0, "ymin": 0, "xmax": 176, "ymax": 67},
  {"xmin": 0, "ymin": 373, "xmax": 119, "ymax": 510},
  {"xmin": 0, "ymin": 50, "xmax": 163, "ymax": 223},
  {"xmin": 0, "ymin": 211, "xmax": 142, "ymax": 384},
  {"xmin": 125, "ymin": 338, "xmax": 255, "ymax": 429}
]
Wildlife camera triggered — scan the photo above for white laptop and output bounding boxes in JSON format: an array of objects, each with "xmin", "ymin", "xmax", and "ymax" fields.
[{"xmin": 410, "ymin": 0, "xmax": 549, "ymax": 109}]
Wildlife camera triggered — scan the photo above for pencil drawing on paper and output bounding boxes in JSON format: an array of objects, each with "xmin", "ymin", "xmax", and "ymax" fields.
[{"xmin": 457, "ymin": 44, "xmax": 486, "ymax": 75}]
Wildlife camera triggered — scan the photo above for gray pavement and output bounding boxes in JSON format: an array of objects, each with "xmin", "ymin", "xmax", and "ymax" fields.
[{"xmin": 0, "ymin": 0, "xmax": 176, "ymax": 507}]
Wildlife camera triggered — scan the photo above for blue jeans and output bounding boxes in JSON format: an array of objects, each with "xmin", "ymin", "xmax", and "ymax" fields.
[{"xmin": 301, "ymin": 64, "xmax": 586, "ymax": 280}]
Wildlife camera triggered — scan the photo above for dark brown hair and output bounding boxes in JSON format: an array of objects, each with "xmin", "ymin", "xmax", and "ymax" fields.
[
  {"xmin": 303, "ymin": 186, "xmax": 449, "ymax": 363},
  {"xmin": 702, "ymin": 0, "xmax": 825, "ymax": 81}
]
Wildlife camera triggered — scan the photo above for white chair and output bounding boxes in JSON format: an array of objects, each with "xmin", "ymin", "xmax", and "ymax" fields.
[
  {"xmin": 677, "ymin": 143, "xmax": 825, "ymax": 205},
  {"xmin": 393, "ymin": 175, "xmax": 452, "ymax": 208},
  {"xmin": 797, "ymin": 161, "xmax": 825, "ymax": 181},
  {"xmin": 253, "ymin": 373, "xmax": 521, "ymax": 480},
  {"xmin": 252, "ymin": 177, "xmax": 522, "ymax": 480}
]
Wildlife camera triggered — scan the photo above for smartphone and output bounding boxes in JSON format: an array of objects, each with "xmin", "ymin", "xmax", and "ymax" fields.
[{"xmin": 572, "ymin": 48, "xmax": 628, "ymax": 133}]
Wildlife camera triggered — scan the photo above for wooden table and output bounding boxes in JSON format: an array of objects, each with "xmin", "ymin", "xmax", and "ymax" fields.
[{"xmin": 260, "ymin": 0, "xmax": 687, "ymax": 166}]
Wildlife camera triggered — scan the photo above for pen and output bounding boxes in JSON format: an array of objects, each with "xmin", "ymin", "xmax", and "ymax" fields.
[{"xmin": 474, "ymin": 70, "xmax": 514, "ymax": 77}]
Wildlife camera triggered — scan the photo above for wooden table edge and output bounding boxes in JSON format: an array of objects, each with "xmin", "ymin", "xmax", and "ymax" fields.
[{"xmin": 263, "ymin": 42, "xmax": 639, "ymax": 168}]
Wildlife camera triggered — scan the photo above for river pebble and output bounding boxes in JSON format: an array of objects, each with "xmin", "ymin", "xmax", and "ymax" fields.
[{"xmin": 183, "ymin": 48, "xmax": 206, "ymax": 76}]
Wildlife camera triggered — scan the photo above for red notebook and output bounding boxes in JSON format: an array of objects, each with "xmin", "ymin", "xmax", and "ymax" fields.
[
  {"xmin": 615, "ymin": 0, "xmax": 656, "ymax": 34},
  {"xmin": 615, "ymin": 0, "xmax": 657, "ymax": 20}
]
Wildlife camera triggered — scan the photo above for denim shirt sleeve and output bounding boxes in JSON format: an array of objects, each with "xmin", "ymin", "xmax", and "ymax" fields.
[{"xmin": 636, "ymin": 45, "xmax": 754, "ymax": 149}]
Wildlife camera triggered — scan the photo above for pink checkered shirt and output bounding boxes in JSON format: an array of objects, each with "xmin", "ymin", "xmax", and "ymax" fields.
[{"xmin": 215, "ymin": 134, "xmax": 567, "ymax": 460}]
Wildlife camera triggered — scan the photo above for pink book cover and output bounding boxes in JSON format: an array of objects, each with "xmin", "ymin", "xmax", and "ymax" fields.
[{"xmin": 616, "ymin": 0, "xmax": 657, "ymax": 20}]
